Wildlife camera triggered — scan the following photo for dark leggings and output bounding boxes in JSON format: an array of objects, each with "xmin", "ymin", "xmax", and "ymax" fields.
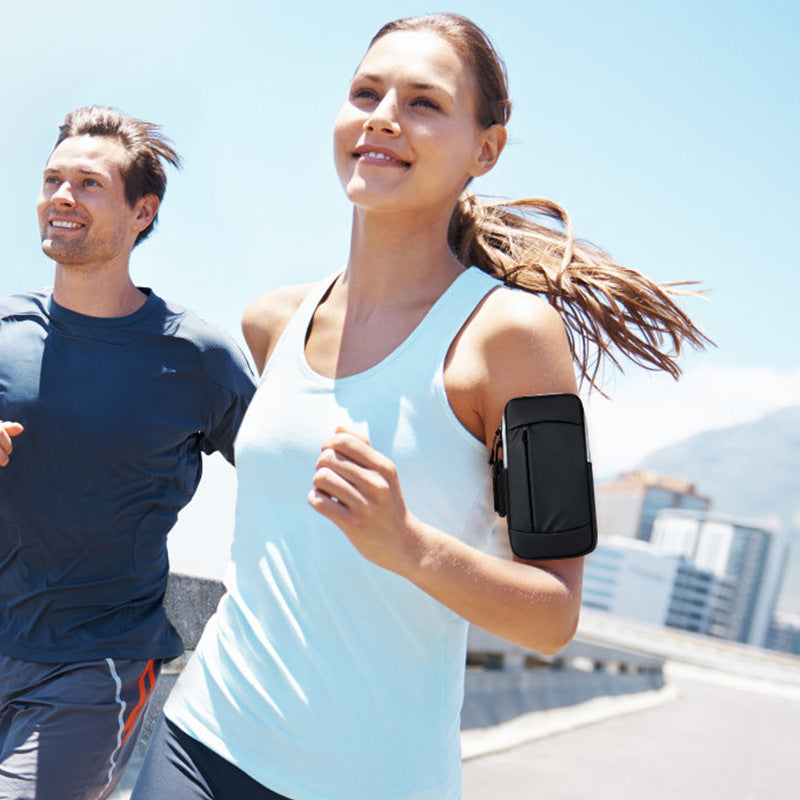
[{"xmin": 131, "ymin": 715, "xmax": 293, "ymax": 800}]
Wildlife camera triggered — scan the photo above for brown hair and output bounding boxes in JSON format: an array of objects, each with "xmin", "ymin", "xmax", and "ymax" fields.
[
  {"xmin": 370, "ymin": 14, "xmax": 711, "ymax": 389},
  {"xmin": 54, "ymin": 106, "xmax": 181, "ymax": 247}
]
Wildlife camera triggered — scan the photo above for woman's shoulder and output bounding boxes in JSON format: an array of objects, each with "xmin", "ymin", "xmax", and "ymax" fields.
[
  {"xmin": 458, "ymin": 282, "xmax": 578, "ymax": 402},
  {"xmin": 242, "ymin": 283, "xmax": 315, "ymax": 330},
  {"xmin": 471, "ymin": 283, "xmax": 568, "ymax": 352},
  {"xmin": 241, "ymin": 282, "xmax": 316, "ymax": 374}
]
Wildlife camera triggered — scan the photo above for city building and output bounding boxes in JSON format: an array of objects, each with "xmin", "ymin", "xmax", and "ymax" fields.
[
  {"xmin": 595, "ymin": 470, "xmax": 711, "ymax": 542},
  {"xmin": 768, "ymin": 612, "xmax": 800, "ymax": 656},
  {"xmin": 667, "ymin": 563, "xmax": 735, "ymax": 637},
  {"xmin": 651, "ymin": 510, "xmax": 788, "ymax": 647},
  {"xmin": 581, "ymin": 535, "xmax": 731, "ymax": 634}
]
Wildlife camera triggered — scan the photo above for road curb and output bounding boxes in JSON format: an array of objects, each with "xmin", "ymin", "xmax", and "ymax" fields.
[{"xmin": 461, "ymin": 682, "xmax": 679, "ymax": 761}]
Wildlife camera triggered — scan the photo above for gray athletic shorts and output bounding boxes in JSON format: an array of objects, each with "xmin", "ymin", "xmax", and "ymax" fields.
[{"xmin": 0, "ymin": 652, "xmax": 162, "ymax": 800}]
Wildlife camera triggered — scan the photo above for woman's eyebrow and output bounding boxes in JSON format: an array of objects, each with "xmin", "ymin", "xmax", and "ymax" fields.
[{"xmin": 355, "ymin": 73, "xmax": 448, "ymax": 93}]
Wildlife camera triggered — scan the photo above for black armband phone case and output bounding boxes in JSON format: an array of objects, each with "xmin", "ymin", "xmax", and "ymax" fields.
[{"xmin": 489, "ymin": 393, "xmax": 597, "ymax": 560}]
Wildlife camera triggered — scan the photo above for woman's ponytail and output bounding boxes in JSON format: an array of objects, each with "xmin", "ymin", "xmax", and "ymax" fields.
[{"xmin": 449, "ymin": 192, "xmax": 712, "ymax": 389}]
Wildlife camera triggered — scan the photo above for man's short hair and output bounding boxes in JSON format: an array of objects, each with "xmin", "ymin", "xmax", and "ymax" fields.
[{"xmin": 55, "ymin": 106, "xmax": 182, "ymax": 246}]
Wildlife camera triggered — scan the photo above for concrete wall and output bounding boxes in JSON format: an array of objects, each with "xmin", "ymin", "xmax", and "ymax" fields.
[{"xmin": 464, "ymin": 626, "xmax": 664, "ymax": 728}]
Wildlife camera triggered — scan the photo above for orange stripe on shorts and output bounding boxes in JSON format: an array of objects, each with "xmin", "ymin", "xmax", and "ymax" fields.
[{"xmin": 120, "ymin": 659, "xmax": 157, "ymax": 744}]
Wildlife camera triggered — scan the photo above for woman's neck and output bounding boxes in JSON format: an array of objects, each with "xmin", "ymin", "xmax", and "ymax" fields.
[{"xmin": 343, "ymin": 208, "xmax": 464, "ymax": 311}]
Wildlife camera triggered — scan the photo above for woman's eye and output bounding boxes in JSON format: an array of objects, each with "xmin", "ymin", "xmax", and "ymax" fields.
[
  {"xmin": 412, "ymin": 97, "xmax": 440, "ymax": 111},
  {"xmin": 352, "ymin": 88, "xmax": 379, "ymax": 102}
]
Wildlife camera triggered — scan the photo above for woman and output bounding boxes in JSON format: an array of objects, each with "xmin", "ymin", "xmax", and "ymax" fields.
[{"xmin": 133, "ymin": 13, "xmax": 707, "ymax": 800}]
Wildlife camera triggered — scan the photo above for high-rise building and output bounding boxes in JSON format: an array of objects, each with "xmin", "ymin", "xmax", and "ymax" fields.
[
  {"xmin": 651, "ymin": 510, "xmax": 788, "ymax": 647},
  {"xmin": 667, "ymin": 564, "xmax": 735, "ymax": 636},
  {"xmin": 767, "ymin": 612, "xmax": 800, "ymax": 656},
  {"xmin": 581, "ymin": 535, "xmax": 731, "ymax": 634},
  {"xmin": 595, "ymin": 471, "xmax": 711, "ymax": 542}
]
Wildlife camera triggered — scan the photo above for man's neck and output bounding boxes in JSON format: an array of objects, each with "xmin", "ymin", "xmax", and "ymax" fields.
[{"xmin": 52, "ymin": 265, "xmax": 147, "ymax": 318}]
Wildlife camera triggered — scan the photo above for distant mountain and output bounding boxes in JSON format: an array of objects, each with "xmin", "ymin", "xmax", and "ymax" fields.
[
  {"xmin": 637, "ymin": 405, "xmax": 800, "ymax": 613},
  {"xmin": 638, "ymin": 405, "xmax": 800, "ymax": 529}
]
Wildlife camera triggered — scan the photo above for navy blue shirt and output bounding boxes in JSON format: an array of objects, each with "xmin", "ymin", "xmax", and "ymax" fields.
[{"xmin": 0, "ymin": 289, "xmax": 257, "ymax": 663}]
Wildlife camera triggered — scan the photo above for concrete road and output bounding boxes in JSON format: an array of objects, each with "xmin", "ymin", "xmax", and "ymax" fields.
[
  {"xmin": 115, "ymin": 662, "xmax": 799, "ymax": 800},
  {"xmin": 462, "ymin": 662, "xmax": 800, "ymax": 800}
]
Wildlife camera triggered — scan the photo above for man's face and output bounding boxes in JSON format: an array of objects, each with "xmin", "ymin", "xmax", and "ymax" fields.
[{"xmin": 37, "ymin": 135, "xmax": 141, "ymax": 270}]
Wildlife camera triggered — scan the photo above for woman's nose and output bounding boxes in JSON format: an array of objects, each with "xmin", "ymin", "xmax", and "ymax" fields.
[{"xmin": 363, "ymin": 93, "xmax": 401, "ymax": 136}]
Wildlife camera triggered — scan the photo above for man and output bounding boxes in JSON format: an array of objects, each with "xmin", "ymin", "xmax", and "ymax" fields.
[{"xmin": 0, "ymin": 106, "xmax": 257, "ymax": 799}]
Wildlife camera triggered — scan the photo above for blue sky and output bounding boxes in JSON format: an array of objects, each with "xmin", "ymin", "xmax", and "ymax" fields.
[{"xmin": 2, "ymin": 1, "xmax": 798, "ymax": 577}]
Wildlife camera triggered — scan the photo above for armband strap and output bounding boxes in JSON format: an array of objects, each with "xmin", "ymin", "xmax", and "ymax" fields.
[{"xmin": 489, "ymin": 426, "xmax": 505, "ymax": 517}]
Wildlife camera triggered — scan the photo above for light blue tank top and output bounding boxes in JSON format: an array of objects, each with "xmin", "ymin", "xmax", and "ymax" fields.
[{"xmin": 165, "ymin": 267, "xmax": 502, "ymax": 800}]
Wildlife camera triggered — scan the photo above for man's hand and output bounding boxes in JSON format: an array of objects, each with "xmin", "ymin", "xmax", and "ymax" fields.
[{"xmin": 0, "ymin": 421, "xmax": 24, "ymax": 467}]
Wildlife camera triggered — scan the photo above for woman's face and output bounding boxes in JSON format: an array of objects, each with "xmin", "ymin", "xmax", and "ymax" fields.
[{"xmin": 334, "ymin": 30, "xmax": 492, "ymax": 217}]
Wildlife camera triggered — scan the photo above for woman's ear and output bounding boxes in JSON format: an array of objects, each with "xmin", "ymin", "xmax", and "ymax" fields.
[{"xmin": 470, "ymin": 124, "xmax": 507, "ymax": 178}]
